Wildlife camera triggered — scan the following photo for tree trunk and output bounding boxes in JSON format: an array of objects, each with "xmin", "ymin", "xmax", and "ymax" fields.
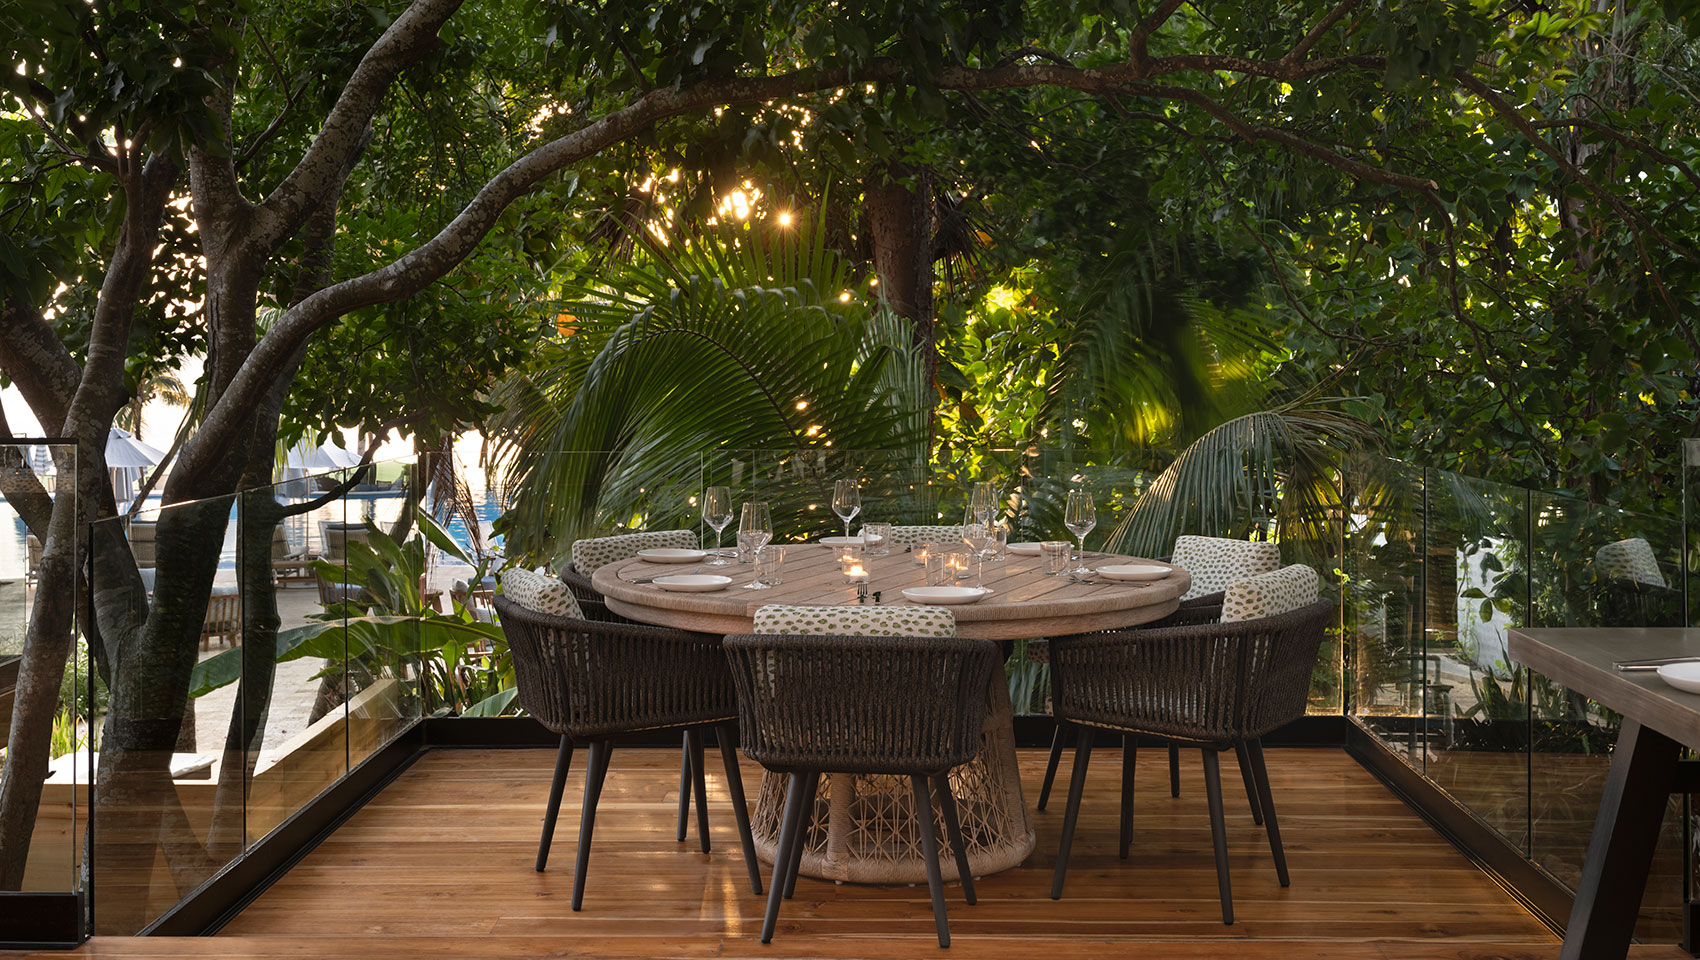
[{"xmin": 865, "ymin": 161, "xmax": 937, "ymax": 391}]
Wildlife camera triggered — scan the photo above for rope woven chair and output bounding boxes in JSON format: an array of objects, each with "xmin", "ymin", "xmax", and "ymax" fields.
[
  {"xmin": 493, "ymin": 594, "xmax": 762, "ymax": 910},
  {"xmin": 559, "ymin": 528, "xmax": 701, "ymax": 839},
  {"xmin": 1047, "ymin": 595, "xmax": 1334, "ymax": 925},
  {"xmin": 1034, "ymin": 536, "xmax": 1280, "ymax": 812},
  {"xmin": 724, "ymin": 632, "xmax": 1001, "ymax": 948}
]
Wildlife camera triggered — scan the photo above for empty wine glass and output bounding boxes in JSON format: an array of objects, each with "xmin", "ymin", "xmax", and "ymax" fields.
[
  {"xmin": 832, "ymin": 479, "xmax": 861, "ymax": 540},
  {"xmin": 1064, "ymin": 489, "xmax": 1096, "ymax": 575},
  {"xmin": 970, "ymin": 481, "xmax": 996, "ymax": 524},
  {"xmin": 702, "ymin": 486, "xmax": 733, "ymax": 565},
  {"xmin": 961, "ymin": 509, "xmax": 991, "ymax": 587},
  {"xmin": 739, "ymin": 501, "xmax": 773, "ymax": 562}
]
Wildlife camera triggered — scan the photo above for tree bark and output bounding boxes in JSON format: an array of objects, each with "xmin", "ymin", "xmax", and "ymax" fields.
[{"xmin": 865, "ymin": 161, "xmax": 937, "ymax": 391}]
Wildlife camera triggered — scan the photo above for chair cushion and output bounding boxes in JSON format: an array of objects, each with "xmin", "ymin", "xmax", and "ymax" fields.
[
  {"xmin": 500, "ymin": 567, "xmax": 583, "ymax": 619},
  {"xmin": 569, "ymin": 529, "xmax": 699, "ymax": 573},
  {"xmin": 1221, "ymin": 564, "xmax": 1321, "ymax": 622},
  {"xmin": 1597, "ymin": 538, "xmax": 1667, "ymax": 588},
  {"xmin": 1172, "ymin": 535, "xmax": 1282, "ymax": 601},
  {"xmin": 886, "ymin": 525, "xmax": 964, "ymax": 547},
  {"xmin": 753, "ymin": 604, "xmax": 956, "ymax": 638}
]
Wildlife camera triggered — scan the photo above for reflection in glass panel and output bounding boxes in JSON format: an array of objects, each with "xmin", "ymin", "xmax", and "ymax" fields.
[
  {"xmin": 1528, "ymin": 494, "xmax": 1684, "ymax": 940},
  {"xmin": 1346, "ymin": 458, "xmax": 1426, "ymax": 763},
  {"xmin": 90, "ymin": 492, "xmax": 240, "ymax": 934},
  {"xmin": 0, "ymin": 442, "xmax": 81, "ymax": 894},
  {"xmin": 1421, "ymin": 468, "xmax": 1529, "ymax": 853}
]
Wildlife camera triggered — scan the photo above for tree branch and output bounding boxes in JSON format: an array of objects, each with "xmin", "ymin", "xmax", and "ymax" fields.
[
  {"xmin": 0, "ymin": 295, "xmax": 81, "ymax": 432},
  {"xmin": 1283, "ymin": 0, "xmax": 1364, "ymax": 63},
  {"xmin": 1529, "ymin": 116, "xmax": 1700, "ymax": 195},
  {"xmin": 253, "ymin": 0, "xmax": 464, "ymax": 250},
  {"xmin": 1130, "ymin": 0, "xmax": 1187, "ymax": 63}
]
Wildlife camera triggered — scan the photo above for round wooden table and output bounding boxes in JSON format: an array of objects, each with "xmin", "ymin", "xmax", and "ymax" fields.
[{"xmin": 592, "ymin": 544, "xmax": 1191, "ymax": 884}]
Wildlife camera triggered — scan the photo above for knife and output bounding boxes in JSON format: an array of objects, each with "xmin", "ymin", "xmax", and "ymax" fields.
[{"xmin": 1614, "ymin": 655, "xmax": 1700, "ymax": 672}]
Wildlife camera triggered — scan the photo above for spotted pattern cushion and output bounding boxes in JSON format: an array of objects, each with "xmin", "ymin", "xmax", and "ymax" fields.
[
  {"xmin": 1221, "ymin": 564, "xmax": 1321, "ymax": 622},
  {"xmin": 569, "ymin": 529, "xmax": 698, "ymax": 573},
  {"xmin": 753, "ymin": 604, "xmax": 956, "ymax": 638},
  {"xmin": 887, "ymin": 525, "xmax": 964, "ymax": 547},
  {"xmin": 500, "ymin": 567, "xmax": 584, "ymax": 619},
  {"xmin": 1172, "ymin": 535, "xmax": 1282, "ymax": 601},
  {"xmin": 1597, "ymin": 538, "xmax": 1667, "ymax": 588}
]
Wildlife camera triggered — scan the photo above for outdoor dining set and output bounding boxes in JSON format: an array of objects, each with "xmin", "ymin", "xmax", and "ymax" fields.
[{"xmin": 491, "ymin": 482, "xmax": 1333, "ymax": 948}]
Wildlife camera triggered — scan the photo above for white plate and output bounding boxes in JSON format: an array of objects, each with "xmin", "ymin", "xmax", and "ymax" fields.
[
  {"xmin": 1095, "ymin": 563, "xmax": 1170, "ymax": 582},
  {"xmin": 636, "ymin": 548, "xmax": 708, "ymax": 563},
  {"xmin": 819, "ymin": 536, "xmax": 865, "ymax": 546},
  {"xmin": 651, "ymin": 574, "xmax": 732, "ymax": 593},
  {"xmin": 902, "ymin": 586, "xmax": 994, "ymax": 605},
  {"xmin": 1007, "ymin": 542, "xmax": 1043, "ymax": 556},
  {"xmin": 1658, "ymin": 661, "xmax": 1700, "ymax": 694}
]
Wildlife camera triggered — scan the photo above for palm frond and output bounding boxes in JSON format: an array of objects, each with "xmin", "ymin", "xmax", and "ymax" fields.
[
  {"xmin": 1105, "ymin": 403, "xmax": 1377, "ymax": 558},
  {"xmin": 491, "ymin": 217, "xmax": 929, "ymax": 565}
]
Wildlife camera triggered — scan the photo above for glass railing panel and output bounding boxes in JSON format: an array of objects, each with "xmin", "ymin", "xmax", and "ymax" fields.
[
  {"xmin": 1420, "ymin": 467, "xmax": 1531, "ymax": 853},
  {"xmin": 341, "ymin": 461, "xmax": 426, "ymax": 766},
  {"xmin": 0, "ymin": 441, "xmax": 81, "ymax": 896},
  {"xmin": 1345, "ymin": 457, "xmax": 1426, "ymax": 767},
  {"xmin": 242, "ymin": 467, "xmax": 357, "ymax": 845},
  {"xmin": 89, "ymin": 490, "xmax": 239, "ymax": 934},
  {"xmin": 1528, "ymin": 492, "xmax": 1685, "ymax": 940}
]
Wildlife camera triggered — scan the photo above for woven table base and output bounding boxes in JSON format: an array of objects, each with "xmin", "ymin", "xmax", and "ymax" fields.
[{"xmin": 748, "ymin": 669, "xmax": 1035, "ymax": 883}]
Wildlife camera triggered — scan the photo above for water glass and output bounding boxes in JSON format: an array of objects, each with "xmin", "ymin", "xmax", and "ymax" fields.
[
  {"xmin": 1041, "ymin": 540, "xmax": 1071, "ymax": 576},
  {"xmin": 925, "ymin": 553, "xmax": 957, "ymax": 586},
  {"xmin": 752, "ymin": 545, "xmax": 786, "ymax": 587},
  {"xmin": 862, "ymin": 522, "xmax": 892, "ymax": 556},
  {"xmin": 736, "ymin": 531, "xmax": 759, "ymax": 563},
  {"xmin": 989, "ymin": 519, "xmax": 1009, "ymax": 560}
]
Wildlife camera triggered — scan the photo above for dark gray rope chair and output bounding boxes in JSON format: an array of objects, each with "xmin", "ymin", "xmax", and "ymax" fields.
[
  {"xmin": 493, "ymin": 594, "xmax": 763, "ymax": 910},
  {"xmin": 1046, "ymin": 599, "xmax": 1335, "ymax": 924},
  {"xmin": 1034, "ymin": 599, "xmax": 1226, "ymax": 812},
  {"xmin": 723, "ymin": 633, "xmax": 1001, "ymax": 948},
  {"xmin": 558, "ymin": 561, "xmax": 704, "ymax": 846}
]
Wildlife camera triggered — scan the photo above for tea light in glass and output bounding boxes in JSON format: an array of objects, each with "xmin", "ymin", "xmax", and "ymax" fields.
[
  {"xmin": 914, "ymin": 541, "xmax": 933, "ymax": 566},
  {"xmin": 841, "ymin": 557, "xmax": 870, "ymax": 582}
]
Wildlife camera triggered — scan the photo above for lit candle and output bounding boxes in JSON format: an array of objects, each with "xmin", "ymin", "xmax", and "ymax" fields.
[
  {"xmin": 914, "ymin": 542, "xmax": 931, "ymax": 565},
  {"xmin": 842, "ymin": 560, "xmax": 869, "ymax": 582}
]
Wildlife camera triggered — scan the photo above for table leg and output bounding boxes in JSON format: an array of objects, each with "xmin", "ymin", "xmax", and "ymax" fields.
[{"xmin": 1560, "ymin": 719, "xmax": 1681, "ymax": 960}]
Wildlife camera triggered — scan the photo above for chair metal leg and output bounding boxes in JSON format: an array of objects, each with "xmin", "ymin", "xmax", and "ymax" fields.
[
  {"xmin": 1050, "ymin": 726, "xmax": 1095, "ymax": 900},
  {"xmin": 1119, "ymin": 735, "xmax": 1136, "ymax": 860},
  {"xmin": 716, "ymin": 723, "xmax": 763, "ymax": 895},
  {"xmin": 1235, "ymin": 740, "xmax": 1264, "ymax": 826},
  {"xmin": 1037, "ymin": 722, "xmax": 1066, "ymax": 811},
  {"xmin": 686, "ymin": 728, "xmax": 711, "ymax": 854},
  {"xmin": 783, "ymin": 773, "xmax": 818, "ymax": 899},
  {"xmin": 911, "ymin": 775, "xmax": 951, "ymax": 948},
  {"xmin": 1247, "ymin": 739, "xmax": 1288, "ymax": 887},
  {"xmin": 675, "ymin": 733, "xmax": 692, "ymax": 842},
  {"xmin": 761, "ymin": 772, "xmax": 810, "ymax": 944},
  {"xmin": 1201, "ymin": 747, "xmax": 1234, "ymax": 925},
  {"xmin": 571, "ymin": 739, "xmax": 613, "ymax": 911},
  {"xmin": 1168, "ymin": 743, "xmax": 1181, "ymax": 797},
  {"xmin": 934, "ymin": 773, "xmax": 976, "ymax": 905},
  {"xmin": 535, "ymin": 734, "xmax": 573, "ymax": 872}
]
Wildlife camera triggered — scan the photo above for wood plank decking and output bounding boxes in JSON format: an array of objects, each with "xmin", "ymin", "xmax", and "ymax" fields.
[{"xmin": 8, "ymin": 745, "xmax": 1690, "ymax": 960}]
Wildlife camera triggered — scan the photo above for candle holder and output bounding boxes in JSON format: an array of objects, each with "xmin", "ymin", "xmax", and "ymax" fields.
[{"xmin": 913, "ymin": 541, "xmax": 933, "ymax": 566}]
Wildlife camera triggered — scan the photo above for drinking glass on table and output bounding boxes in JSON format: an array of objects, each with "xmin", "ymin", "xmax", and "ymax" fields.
[
  {"xmin": 702, "ymin": 485, "xmax": 734, "ymax": 565},
  {"xmin": 1064, "ymin": 489, "xmax": 1096, "ymax": 575},
  {"xmin": 970, "ymin": 481, "xmax": 996, "ymax": 524},
  {"xmin": 751, "ymin": 545, "xmax": 786, "ymax": 588},
  {"xmin": 832, "ymin": 479, "xmax": 861, "ymax": 539},
  {"xmin": 1041, "ymin": 540, "xmax": 1071, "ymax": 576},
  {"xmin": 862, "ymin": 521, "xmax": 892, "ymax": 556},
  {"xmin": 961, "ymin": 508, "xmax": 992, "ymax": 565},
  {"xmin": 988, "ymin": 517, "xmax": 1009, "ymax": 561},
  {"xmin": 739, "ymin": 501, "xmax": 772, "ymax": 559}
]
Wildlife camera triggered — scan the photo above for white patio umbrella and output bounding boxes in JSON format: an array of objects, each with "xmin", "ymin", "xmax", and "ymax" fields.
[
  {"xmin": 282, "ymin": 440, "xmax": 362, "ymax": 471},
  {"xmin": 106, "ymin": 427, "xmax": 166, "ymax": 506},
  {"xmin": 105, "ymin": 427, "xmax": 167, "ymax": 468}
]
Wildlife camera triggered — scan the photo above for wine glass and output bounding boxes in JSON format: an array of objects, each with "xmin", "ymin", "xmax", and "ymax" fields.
[
  {"xmin": 831, "ymin": 479, "xmax": 861, "ymax": 540},
  {"xmin": 1064, "ymin": 489, "xmax": 1096, "ymax": 575},
  {"xmin": 970, "ymin": 481, "xmax": 996, "ymax": 524},
  {"xmin": 702, "ymin": 486, "xmax": 733, "ymax": 565},
  {"xmin": 739, "ymin": 502, "xmax": 773, "ymax": 588},
  {"xmin": 961, "ymin": 508, "xmax": 991, "ymax": 587}
]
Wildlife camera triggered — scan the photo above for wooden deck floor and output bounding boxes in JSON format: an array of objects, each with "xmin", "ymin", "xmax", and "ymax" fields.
[{"xmin": 10, "ymin": 745, "xmax": 1691, "ymax": 959}]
